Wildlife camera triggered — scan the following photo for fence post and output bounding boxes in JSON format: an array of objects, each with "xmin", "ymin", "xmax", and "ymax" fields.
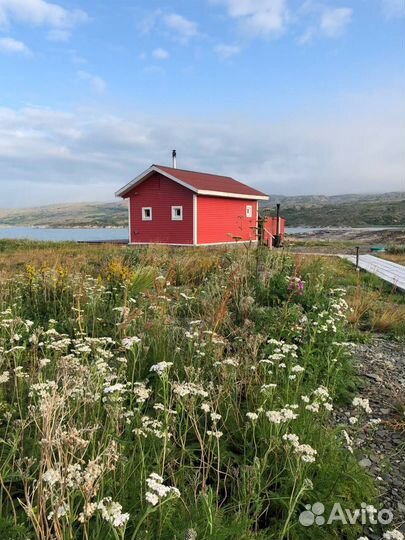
[{"xmin": 355, "ymin": 246, "xmax": 360, "ymax": 269}]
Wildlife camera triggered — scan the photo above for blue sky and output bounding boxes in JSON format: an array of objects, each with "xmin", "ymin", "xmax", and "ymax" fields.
[{"xmin": 0, "ymin": 0, "xmax": 404, "ymax": 207}]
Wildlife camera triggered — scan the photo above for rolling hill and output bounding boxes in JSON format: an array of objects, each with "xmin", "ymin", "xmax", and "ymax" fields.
[
  {"xmin": 0, "ymin": 192, "xmax": 404, "ymax": 228},
  {"xmin": 0, "ymin": 202, "xmax": 128, "ymax": 228}
]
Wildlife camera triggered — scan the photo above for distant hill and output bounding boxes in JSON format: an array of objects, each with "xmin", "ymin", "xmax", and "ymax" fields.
[
  {"xmin": 268, "ymin": 191, "xmax": 405, "ymax": 208},
  {"xmin": 0, "ymin": 201, "xmax": 128, "ymax": 228},
  {"xmin": 1, "ymin": 192, "xmax": 405, "ymax": 228},
  {"xmin": 263, "ymin": 192, "xmax": 405, "ymax": 227}
]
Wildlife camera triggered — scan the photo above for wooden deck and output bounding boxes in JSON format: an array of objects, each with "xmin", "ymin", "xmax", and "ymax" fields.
[{"xmin": 340, "ymin": 254, "xmax": 405, "ymax": 292}]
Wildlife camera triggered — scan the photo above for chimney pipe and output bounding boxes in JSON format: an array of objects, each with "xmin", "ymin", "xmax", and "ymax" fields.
[
  {"xmin": 274, "ymin": 203, "xmax": 282, "ymax": 248},
  {"xmin": 276, "ymin": 203, "xmax": 281, "ymax": 236},
  {"xmin": 172, "ymin": 149, "xmax": 177, "ymax": 169}
]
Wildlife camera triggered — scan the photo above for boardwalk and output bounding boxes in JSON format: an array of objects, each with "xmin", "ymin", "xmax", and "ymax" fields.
[{"xmin": 341, "ymin": 254, "xmax": 405, "ymax": 292}]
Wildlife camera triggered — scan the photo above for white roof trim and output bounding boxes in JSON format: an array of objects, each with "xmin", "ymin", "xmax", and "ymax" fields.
[
  {"xmin": 197, "ymin": 189, "xmax": 268, "ymax": 201},
  {"xmin": 115, "ymin": 165, "xmax": 269, "ymax": 201},
  {"xmin": 115, "ymin": 165, "xmax": 197, "ymax": 197}
]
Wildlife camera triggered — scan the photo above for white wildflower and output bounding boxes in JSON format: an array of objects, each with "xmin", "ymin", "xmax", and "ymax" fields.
[
  {"xmin": 145, "ymin": 473, "xmax": 180, "ymax": 506},
  {"xmin": 145, "ymin": 491, "xmax": 159, "ymax": 506},
  {"xmin": 39, "ymin": 358, "xmax": 51, "ymax": 368},
  {"xmin": 97, "ymin": 497, "xmax": 129, "ymax": 528},
  {"xmin": 172, "ymin": 382, "xmax": 208, "ymax": 398},
  {"xmin": 291, "ymin": 365, "xmax": 305, "ymax": 373},
  {"xmin": 122, "ymin": 336, "xmax": 141, "ymax": 349},
  {"xmin": 383, "ymin": 531, "xmax": 404, "ymax": 540},
  {"xmin": 266, "ymin": 408, "xmax": 298, "ymax": 424},
  {"xmin": 0, "ymin": 371, "xmax": 10, "ymax": 384},
  {"xmin": 201, "ymin": 403, "xmax": 210, "ymax": 413},
  {"xmin": 352, "ymin": 397, "xmax": 372, "ymax": 414},
  {"xmin": 133, "ymin": 382, "xmax": 151, "ymax": 403},
  {"xmin": 103, "ymin": 383, "xmax": 126, "ymax": 395},
  {"xmin": 207, "ymin": 430, "xmax": 223, "ymax": 439},
  {"xmin": 150, "ymin": 362, "xmax": 173, "ymax": 376},
  {"xmin": 43, "ymin": 468, "xmax": 60, "ymax": 487}
]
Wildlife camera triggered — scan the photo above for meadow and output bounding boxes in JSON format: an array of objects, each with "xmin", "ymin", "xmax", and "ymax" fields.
[{"xmin": 0, "ymin": 240, "xmax": 404, "ymax": 540}]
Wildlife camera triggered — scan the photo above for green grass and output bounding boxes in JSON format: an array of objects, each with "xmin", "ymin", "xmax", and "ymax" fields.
[{"xmin": 0, "ymin": 244, "xmax": 390, "ymax": 539}]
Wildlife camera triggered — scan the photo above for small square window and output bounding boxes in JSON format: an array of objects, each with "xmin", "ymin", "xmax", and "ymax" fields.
[
  {"xmin": 246, "ymin": 205, "xmax": 253, "ymax": 218},
  {"xmin": 171, "ymin": 206, "xmax": 183, "ymax": 221},
  {"xmin": 142, "ymin": 207, "xmax": 152, "ymax": 221}
]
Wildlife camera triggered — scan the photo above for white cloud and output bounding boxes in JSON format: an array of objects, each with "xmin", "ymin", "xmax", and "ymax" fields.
[
  {"xmin": 136, "ymin": 9, "xmax": 162, "ymax": 35},
  {"xmin": 0, "ymin": 92, "xmax": 404, "ymax": 206},
  {"xmin": 0, "ymin": 36, "xmax": 30, "ymax": 53},
  {"xmin": 144, "ymin": 65, "xmax": 164, "ymax": 75},
  {"xmin": 0, "ymin": 0, "xmax": 88, "ymax": 41},
  {"xmin": 152, "ymin": 47, "xmax": 169, "ymax": 60},
  {"xmin": 212, "ymin": 0, "xmax": 289, "ymax": 36},
  {"xmin": 46, "ymin": 28, "xmax": 71, "ymax": 42},
  {"xmin": 297, "ymin": 26, "xmax": 315, "ymax": 44},
  {"xmin": 381, "ymin": 0, "xmax": 404, "ymax": 18},
  {"xmin": 214, "ymin": 43, "xmax": 241, "ymax": 58},
  {"xmin": 163, "ymin": 13, "xmax": 198, "ymax": 43},
  {"xmin": 320, "ymin": 7, "xmax": 352, "ymax": 38},
  {"xmin": 77, "ymin": 71, "xmax": 106, "ymax": 94}
]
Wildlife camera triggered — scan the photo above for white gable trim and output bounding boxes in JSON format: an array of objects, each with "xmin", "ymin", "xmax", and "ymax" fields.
[
  {"xmin": 115, "ymin": 165, "xmax": 198, "ymax": 197},
  {"xmin": 115, "ymin": 165, "xmax": 269, "ymax": 201}
]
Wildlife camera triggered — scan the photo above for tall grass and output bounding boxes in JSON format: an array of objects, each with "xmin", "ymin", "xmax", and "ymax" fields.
[{"xmin": 0, "ymin": 245, "xmax": 382, "ymax": 539}]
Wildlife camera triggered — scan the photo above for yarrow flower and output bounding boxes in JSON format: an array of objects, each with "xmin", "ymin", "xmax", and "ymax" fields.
[
  {"xmin": 383, "ymin": 531, "xmax": 404, "ymax": 540},
  {"xmin": 352, "ymin": 397, "xmax": 372, "ymax": 414},
  {"xmin": 150, "ymin": 362, "xmax": 173, "ymax": 376},
  {"xmin": 103, "ymin": 383, "xmax": 126, "ymax": 395},
  {"xmin": 145, "ymin": 473, "xmax": 180, "ymax": 507},
  {"xmin": 246, "ymin": 412, "xmax": 259, "ymax": 421},
  {"xmin": 122, "ymin": 336, "xmax": 141, "ymax": 349},
  {"xmin": 201, "ymin": 403, "xmax": 210, "ymax": 413},
  {"xmin": 133, "ymin": 382, "xmax": 151, "ymax": 404},
  {"xmin": 97, "ymin": 497, "xmax": 130, "ymax": 528},
  {"xmin": 266, "ymin": 408, "xmax": 298, "ymax": 424},
  {"xmin": 42, "ymin": 468, "xmax": 61, "ymax": 487},
  {"xmin": 283, "ymin": 433, "xmax": 317, "ymax": 463},
  {"xmin": 172, "ymin": 382, "xmax": 208, "ymax": 398},
  {"xmin": 207, "ymin": 430, "xmax": 223, "ymax": 439},
  {"xmin": 0, "ymin": 371, "xmax": 10, "ymax": 384}
]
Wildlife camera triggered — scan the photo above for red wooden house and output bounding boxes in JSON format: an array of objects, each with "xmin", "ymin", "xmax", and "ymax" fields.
[{"xmin": 116, "ymin": 163, "xmax": 269, "ymax": 246}]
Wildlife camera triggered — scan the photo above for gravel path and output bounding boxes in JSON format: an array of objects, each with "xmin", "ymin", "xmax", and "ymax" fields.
[{"xmin": 336, "ymin": 337, "xmax": 405, "ymax": 538}]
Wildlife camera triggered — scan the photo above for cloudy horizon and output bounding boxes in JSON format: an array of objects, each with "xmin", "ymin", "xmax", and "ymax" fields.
[{"xmin": 0, "ymin": 0, "xmax": 404, "ymax": 208}]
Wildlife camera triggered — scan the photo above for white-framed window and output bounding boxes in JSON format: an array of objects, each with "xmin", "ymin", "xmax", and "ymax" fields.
[
  {"xmin": 142, "ymin": 207, "xmax": 152, "ymax": 221},
  {"xmin": 246, "ymin": 205, "xmax": 253, "ymax": 218},
  {"xmin": 171, "ymin": 206, "xmax": 183, "ymax": 221}
]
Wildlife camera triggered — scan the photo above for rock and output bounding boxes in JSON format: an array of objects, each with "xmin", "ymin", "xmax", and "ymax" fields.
[
  {"xmin": 334, "ymin": 337, "xmax": 405, "ymax": 529},
  {"xmin": 364, "ymin": 372, "xmax": 382, "ymax": 383}
]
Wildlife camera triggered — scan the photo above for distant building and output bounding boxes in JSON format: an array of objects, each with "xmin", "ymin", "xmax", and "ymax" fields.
[{"xmin": 116, "ymin": 162, "xmax": 270, "ymax": 246}]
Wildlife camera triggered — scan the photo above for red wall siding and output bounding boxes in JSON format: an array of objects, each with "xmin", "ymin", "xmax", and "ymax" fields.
[
  {"xmin": 197, "ymin": 196, "xmax": 258, "ymax": 244},
  {"xmin": 127, "ymin": 173, "xmax": 194, "ymax": 244}
]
